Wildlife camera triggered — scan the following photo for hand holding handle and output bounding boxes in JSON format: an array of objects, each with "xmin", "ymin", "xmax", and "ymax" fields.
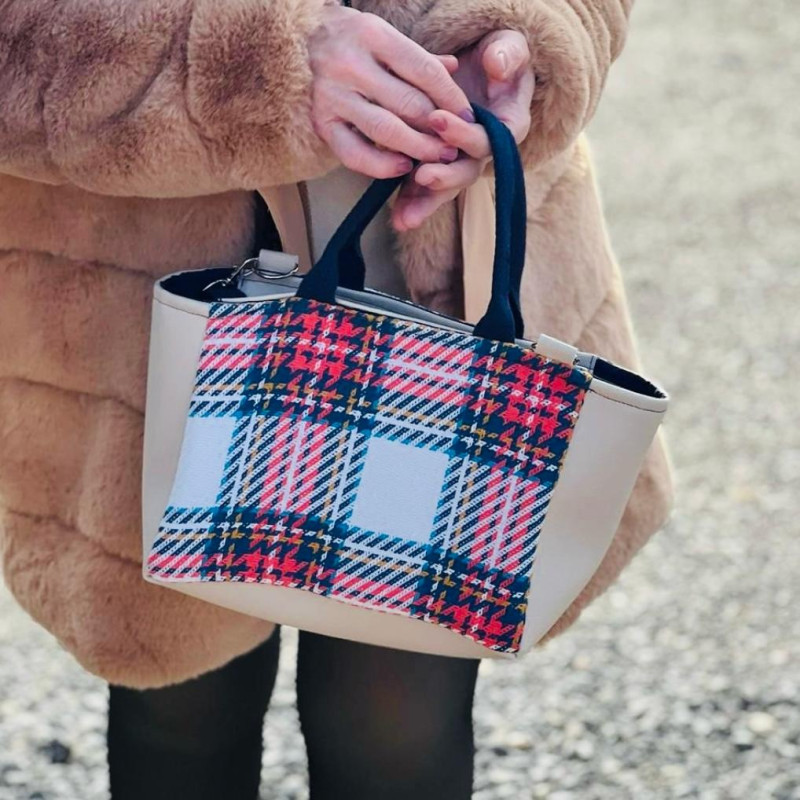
[{"xmin": 298, "ymin": 104, "xmax": 527, "ymax": 343}]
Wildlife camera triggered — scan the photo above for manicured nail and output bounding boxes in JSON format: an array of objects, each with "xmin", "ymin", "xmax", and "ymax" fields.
[
  {"xmin": 458, "ymin": 108, "xmax": 476, "ymax": 123},
  {"xmin": 440, "ymin": 147, "xmax": 458, "ymax": 163},
  {"xmin": 395, "ymin": 159, "xmax": 414, "ymax": 175},
  {"xmin": 430, "ymin": 116, "xmax": 448, "ymax": 133}
]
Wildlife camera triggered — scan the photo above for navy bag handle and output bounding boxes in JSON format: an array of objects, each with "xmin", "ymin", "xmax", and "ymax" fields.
[{"xmin": 297, "ymin": 104, "xmax": 527, "ymax": 343}]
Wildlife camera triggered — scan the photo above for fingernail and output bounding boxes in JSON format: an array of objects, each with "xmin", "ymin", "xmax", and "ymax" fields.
[
  {"xmin": 497, "ymin": 50, "xmax": 509, "ymax": 76},
  {"xmin": 458, "ymin": 108, "xmax": 476, "ymax": 123},
  {"xmin": 440, "ymin": 147, "xmax": 458, "ymax": 163},
  {"xmin": 395, "ymin": 160, "xmax": 413, "ymax": 175},
  {"xmin": 430, "ymin": 116, "xmax": 448, "ymax": 133}
]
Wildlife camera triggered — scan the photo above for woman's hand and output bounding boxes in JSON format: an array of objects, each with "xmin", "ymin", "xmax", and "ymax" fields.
[
  {"xmin": 309, "ymin": 5, "xmax": 475, "ymax": 179},
  {"xmin": 391, "ymin": 30, "xmax": 535, "ymax": 231}
]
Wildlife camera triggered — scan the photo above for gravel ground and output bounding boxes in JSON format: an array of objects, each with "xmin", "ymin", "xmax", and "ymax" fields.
[{"xmin": 2, "ymin": 1, "xmax": 798, "ymax": 798}]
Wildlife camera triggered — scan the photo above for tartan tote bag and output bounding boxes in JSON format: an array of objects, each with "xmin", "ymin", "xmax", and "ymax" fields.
[{"xmin": 142, "ymin": 106, "xmax": 669, "ymax": 659}]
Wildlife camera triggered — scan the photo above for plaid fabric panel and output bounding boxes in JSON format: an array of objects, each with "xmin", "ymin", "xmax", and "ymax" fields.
[{"xmin": 148, "ymin": 296, "xmax": 591, "ymax": 653}]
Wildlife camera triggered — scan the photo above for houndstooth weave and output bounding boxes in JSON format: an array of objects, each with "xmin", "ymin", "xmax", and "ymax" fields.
[{"xmin": 147, "ymin": 297, "xmax": 591, "ymax": 653}]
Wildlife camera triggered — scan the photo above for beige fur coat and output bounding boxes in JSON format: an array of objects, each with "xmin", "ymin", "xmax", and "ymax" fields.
[{"xmin": 0, "ymin": 0, "xmax": 672, "ymax": 688}]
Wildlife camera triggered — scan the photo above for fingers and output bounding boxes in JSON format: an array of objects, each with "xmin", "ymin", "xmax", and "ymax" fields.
[
  {"xmin": 340, "ymin": 94, "xmax": 459, "ymax": 163},
  {"xmin": 358, "ymin": 57, "xmax": 461, "ymax": 133},
  {"xmin": 368, "ymin": 17, "xmax": 474, "ymax": 121},
  {"xmin": 309, "ymin": 7, "xmax": 472, "ymax": 179},
  {"xmin": 414, "ymin": 156, "xmax": 486, "ymax": 194},
  {"xmin": 326, "ymin": 122, "xmax": 414, "ymax": 179},
  {"xmin": 428, "ymin": 110, "xmax": 491, "ymax": 159},
  {"xmin": 393, "ymin": 153, "xmax": 485, "ymax": 231},
  {"xmin": 392, "ymin": 179, "xmax": 459, "ymax": 232},
  {"xmin": 437, "ymin": 54, "xmax": 459, "ymax": 74},
  {"xmin": 358, "ymin": 62, "xmax": 439, "ymax": 133}
]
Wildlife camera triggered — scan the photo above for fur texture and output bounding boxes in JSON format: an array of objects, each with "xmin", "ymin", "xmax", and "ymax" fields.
[
  {"xmin": 0, "ymin": 0, "xmax": 337, "ymax": 194},
  {"xmin": 0, "ymin": 0, "xmax": 672, "ymax": 688}
]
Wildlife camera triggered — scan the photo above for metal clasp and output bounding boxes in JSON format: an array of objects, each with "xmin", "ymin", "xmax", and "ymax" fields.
[{"xmin": 202, "ymin": 255, "xmax": 299, "ymax": 294}]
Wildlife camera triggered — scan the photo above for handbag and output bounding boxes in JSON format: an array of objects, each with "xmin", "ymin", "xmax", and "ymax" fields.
[{"xmin": 142, "ymin": 106, "xmax": 668, "ymax": 660}]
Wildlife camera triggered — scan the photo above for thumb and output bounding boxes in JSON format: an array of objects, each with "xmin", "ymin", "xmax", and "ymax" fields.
[{"xmin": 482, "ymin": 31, "xmax": 530, "ymax": 81}]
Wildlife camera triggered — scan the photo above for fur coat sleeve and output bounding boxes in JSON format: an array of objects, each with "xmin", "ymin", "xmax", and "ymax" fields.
[
  {"xmin": 0, "ymin": 0, "xmax": 338, "ymax": 197},
  {"xmin": 410, "ymin": 0, "xmax": 632, "ymax": 168}
]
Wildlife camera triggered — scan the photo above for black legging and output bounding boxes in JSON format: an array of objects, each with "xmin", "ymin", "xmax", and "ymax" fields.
[{"xmin": 107, "ymin": 627, "xmax": 480, "ymax": 800}]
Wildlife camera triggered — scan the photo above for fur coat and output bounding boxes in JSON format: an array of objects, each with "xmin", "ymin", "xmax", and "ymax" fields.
[{"xmin": 0, "ymin": 0, "xmax": 672, "ymax": 688}]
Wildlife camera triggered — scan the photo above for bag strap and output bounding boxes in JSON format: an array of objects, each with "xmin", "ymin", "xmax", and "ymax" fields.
[
  {"xmin": 473, "ymin": 105, "xmax": 526, "ymax": 340},
  {"xmin": 297, "ymin": 104, "xmax": 526, "ymax": 343}
]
